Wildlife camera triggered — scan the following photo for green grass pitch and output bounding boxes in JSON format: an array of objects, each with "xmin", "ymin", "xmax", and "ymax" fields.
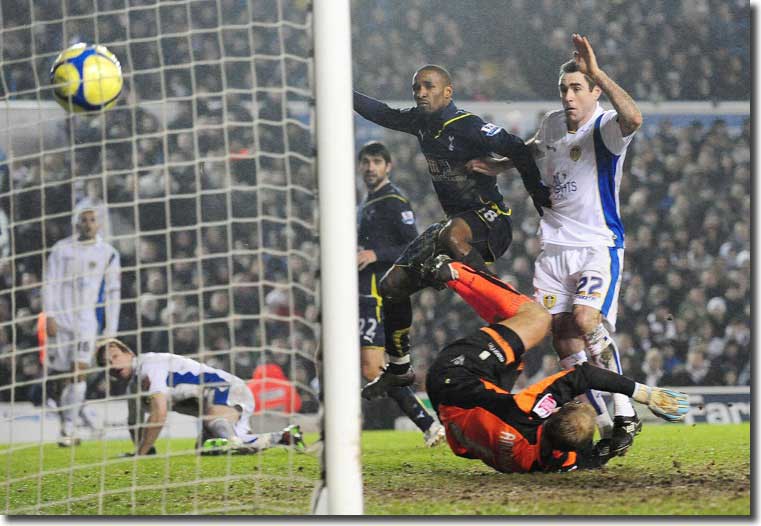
[{"xmin": 3, "ymin": 422, "xmax": 749, "ymax": 515}]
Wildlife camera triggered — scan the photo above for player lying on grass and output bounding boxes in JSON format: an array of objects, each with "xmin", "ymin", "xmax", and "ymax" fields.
[
  {"xmin": 423, "ymin": 257, "xmax": 689, "ymax": 473},
  {"xmin": 96, "ymin": 339, "xmax": 304, "ymax": 456}
]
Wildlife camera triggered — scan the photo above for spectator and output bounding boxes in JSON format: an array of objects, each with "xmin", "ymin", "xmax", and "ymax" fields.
[
  {"xmin": 248, "ymin": 361, "xmax": 303, "ymax": 414},
  {"xmin": 640, "ymin": 350, "xmax": 664, "ymax": 387}
]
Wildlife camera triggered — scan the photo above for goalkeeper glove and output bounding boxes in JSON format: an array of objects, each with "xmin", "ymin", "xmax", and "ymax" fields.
[{"xmin": 633, "ymin": 385, "xmax": 690, "ymax": 422}]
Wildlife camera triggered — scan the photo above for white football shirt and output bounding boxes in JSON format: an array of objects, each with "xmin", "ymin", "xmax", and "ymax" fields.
[
  {"xmin": 135, "ymin": 353, "xmax": 250, "ymax": 408},
  {"xmin": 43, "ymin": 234, "xmax": 121, "ymax": 336},
  {"xmin": 535, "ymin": 103, "xmax": 636, "ymax": 248}
]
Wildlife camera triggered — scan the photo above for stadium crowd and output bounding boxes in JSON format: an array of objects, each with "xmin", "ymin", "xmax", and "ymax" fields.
[
  {"xmin": 351, "ymin": 0, "xmax": 749, "ymax": 102},
  {"xmin": 0, "ymin": 1, "xmax": 750, "ymax": 104},
  {"xmin": 0, "ymin": 0, "xmax": 750, "ymax": 409}
]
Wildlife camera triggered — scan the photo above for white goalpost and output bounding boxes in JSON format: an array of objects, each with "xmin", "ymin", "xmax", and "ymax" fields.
[
  {"xmin": 312, "ymin": 0, "xmax": 364, "ymax": 515},
  {"xmin": 0, "ymin": 0, "xmax": 362, "ymax": 515}
]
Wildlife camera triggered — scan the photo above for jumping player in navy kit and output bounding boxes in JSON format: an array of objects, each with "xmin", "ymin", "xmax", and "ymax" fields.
[{"xmin": 354, "ymin": 64, "xmax": 551, "ymax": 399}]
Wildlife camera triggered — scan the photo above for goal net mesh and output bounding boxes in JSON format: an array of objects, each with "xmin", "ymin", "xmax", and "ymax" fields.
[{"xmin": 1, "ymin": 0, "xmax": 321, "ymax": 515}]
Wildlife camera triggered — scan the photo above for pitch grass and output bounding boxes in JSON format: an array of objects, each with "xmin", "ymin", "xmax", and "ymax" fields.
[{"xmin": 3, "ymin": 422, "xmax": 750, "ymax": 515}]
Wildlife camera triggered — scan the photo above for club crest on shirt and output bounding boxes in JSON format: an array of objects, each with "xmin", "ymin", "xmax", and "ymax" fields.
[
  {"xmin": 569, "ymin": 146, "xmax": 582, "ymax": 161},
  {"xmin": 89, "ymin": 261, "xmax": 97, "ymax": 269},
  {"xmin": 401, "ymin": 211, "xmax": 415, "ymax": 224},
  {"xmin": 542, "ymin": 294, "xmax": 556, "ymax": 309}
]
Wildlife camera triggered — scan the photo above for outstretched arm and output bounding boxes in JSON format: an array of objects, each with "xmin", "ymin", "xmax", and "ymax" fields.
[
  {"xmin": 572, "ymin": 33, "xmax": 642, "ymax": 136},
  {"xmin": 515, "ymin": 364, "xmax": 689, "ymax": 422},
  {"xmin": 353, "ymin": 91, "xmax": 418, "ymax": 134}
]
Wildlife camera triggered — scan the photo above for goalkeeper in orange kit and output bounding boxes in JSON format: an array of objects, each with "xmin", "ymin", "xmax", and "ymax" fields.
[{"xmin": 423, "ymin": 256, "xmax": 689, "ymax": 473}]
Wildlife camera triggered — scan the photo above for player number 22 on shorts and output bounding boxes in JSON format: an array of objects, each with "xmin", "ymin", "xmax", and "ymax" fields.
[
  {"xmin": 359, "ymin": 317, "xmax": 378, "ymax": 341},
  {"xmin": 576, "ymin": 275, "xmax": 603, "ymax": 297}
]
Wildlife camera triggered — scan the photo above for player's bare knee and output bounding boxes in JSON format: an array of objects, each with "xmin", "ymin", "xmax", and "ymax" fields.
[
  {"xmin": 360, "ymin": 347, "xmax": 385, "ymax": 381},
  {"xmin": 378, "ymin": 270, "xmax": 400, "ymax": 299},
  {"xmin": 361, "ymin": 362, "xmax": 380, "ymax": 381},
  {"xmin": 438, "ymin": 221, "xmax": 470, "ymax": 259},
  {"xmin": 204, "ymin": 404, "xmax": 239, "ymax": 424},
  {"xmin": 553, "ymin": 336, "xmax": 584, "ymax": 360},
  {"xmin": 553, "ymin": 312, "xmax": 579, "ymax": 339},
  {"xmin": 379, "ymin": 267, "xmax": 413, "ymax": 301},
  {"xmin": 572, "ymin": 307, "xmax": 600, "ymax": 334}
]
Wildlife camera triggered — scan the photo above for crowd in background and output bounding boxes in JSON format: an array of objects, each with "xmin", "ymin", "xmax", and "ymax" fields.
[
  {"xmin": 352, "ymin": 0, "xmax": 749, "ymax": 102},
  {"xmin": 0, "ymin": 0, "xmax": 751, "ymax": 410}
]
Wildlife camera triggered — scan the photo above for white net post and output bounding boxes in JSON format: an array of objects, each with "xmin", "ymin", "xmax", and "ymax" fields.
[
  {"xmin": 0, "ymin": 0, "xmax": 329, "ymax": 515},
  {"xmin": 312, "ymin": 0, "xmax": 363, "ymax": 515}
]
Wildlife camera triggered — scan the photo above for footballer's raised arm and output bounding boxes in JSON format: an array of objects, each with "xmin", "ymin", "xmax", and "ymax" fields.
[
  {"xmin": 353, "ymin": 91, "xmax": 418, "ymax": 134},
  {"xmin": 572, "ymin": 33, "xmax": 642, "ymax": 136}
]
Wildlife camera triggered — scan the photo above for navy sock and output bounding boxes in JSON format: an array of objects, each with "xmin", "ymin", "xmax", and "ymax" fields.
[{"xmin": 388, "ymin": 386, "xmax": 434, "ymax": 432}]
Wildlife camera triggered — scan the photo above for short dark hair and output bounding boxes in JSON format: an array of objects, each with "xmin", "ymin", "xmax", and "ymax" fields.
[
  {"xmin": 559, "ymin": 60, "xmax": 596, "ymax": 90},
  {"xmin": 96, "ymin": 338, "xmax": 133, "ymax": 367},
  {"xmin": 543, "ymin": 401, "xmax": 596, "ymax": 451},
  {"xmin": 415, "ymin": 64, "xmax": 452, "ymax": 87},
  {"xmin": 358, "ymin": 141, "xmax": 391, "ymax": 163}
]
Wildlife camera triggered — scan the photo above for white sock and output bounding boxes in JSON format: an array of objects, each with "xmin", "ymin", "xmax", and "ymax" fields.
[
  {"xmin": 60, "ymin": 381, "xmax": 86, "ymax": 435},
  {"xmin": 79, "ymin": 405, "xmax": 98, "ymax": 428},
  {"xmin": 559, "ymin": 350, "xmax": 613, "ymax": 437},
  {"xmin": 237, "ymin": 432, "xmax": 273, "ymax": 451},
  {"xmin": 559, "ymin": 350, "xmax": 587, "ymax": 371},
  {"xmin": 388, "ymin": 354, "xmax": 411, "ymax": 365},
  {"xmin": 207, "ymin": 417, "xmax": 235, "ymax": 439},
  {"xmin": 588, "ymin": 326, "xmax": 636, "ymax": 418}
]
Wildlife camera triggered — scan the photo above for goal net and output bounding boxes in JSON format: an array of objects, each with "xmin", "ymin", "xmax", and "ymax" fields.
[{"xmin": 0, "ymin": 0, "xmax": 359, "ymax": 515}]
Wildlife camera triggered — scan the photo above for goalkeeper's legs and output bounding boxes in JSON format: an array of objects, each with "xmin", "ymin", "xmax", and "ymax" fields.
[
  {"xmin": 434, "ymin": 259, "xmax": 534, "ymax": 324},
  {"xmin": 201, "ymin": 405, "xmax": 246, "ymax": 453}
]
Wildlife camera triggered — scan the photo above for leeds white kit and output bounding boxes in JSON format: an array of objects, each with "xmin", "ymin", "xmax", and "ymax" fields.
[
  {"xmin": 43, "ymin": 235, "xmax": 121, "ymax": 370},
  {"xmin": 533, "ymin": 103, "xmax": 636, "ymax": 328}
]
